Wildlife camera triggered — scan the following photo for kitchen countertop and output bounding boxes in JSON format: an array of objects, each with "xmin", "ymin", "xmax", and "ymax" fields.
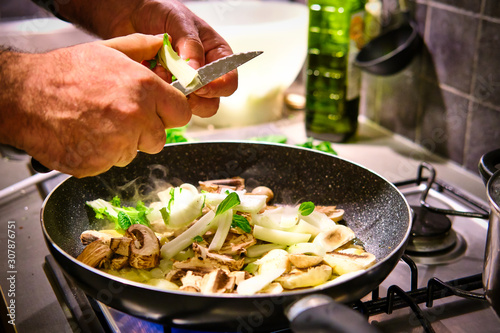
[{"xmin": 0, "ymin": 113, "xmax": 490, "ymax": 332}]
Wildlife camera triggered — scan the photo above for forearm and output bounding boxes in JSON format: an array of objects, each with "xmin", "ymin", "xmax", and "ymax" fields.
[
  {"xmin": 0, "ymin": 48, "xmax": 33, "ymax": 150},
  {"xmin": 42, "ymin": 0, "xmax": 141, "ymax": 39}
]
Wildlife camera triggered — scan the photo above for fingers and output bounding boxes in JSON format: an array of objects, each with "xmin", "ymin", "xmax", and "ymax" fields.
[
  {"xmin": 170, "ymin": 32, "xmax": 205, "ymax": 69},
  {"xmin": 137, "ymin": 120, "xmax": 167, "ymax": 154},
  {"xmin": 99, "ymin": 33, "xmax": 163, "ymax": 62},
  {"xmin": 195, "ymin": 69, "xmax": 238, "ymax": 98},
  {"xmin": 187, "ymin": 94, "xmax": 220, "ymax": 118},
  {"xmin": 155, "ymin": 82, "xmax": 193, "ymax": 128}
]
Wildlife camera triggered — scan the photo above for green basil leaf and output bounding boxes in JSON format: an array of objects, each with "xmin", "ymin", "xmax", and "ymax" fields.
[
  {"xmin": 231, "ymin": 214, "xmax": 251, "ymax": 233},
  {"xmin": 215, "ymin": 192, "xmax": 241, "ymax": 217},
  {"xmin": 299, "ymin": 201, "xmax": 315, "ymax": 216}
]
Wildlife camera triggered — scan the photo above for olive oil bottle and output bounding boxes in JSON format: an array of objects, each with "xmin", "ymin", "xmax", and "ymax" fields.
[{"xmin": 305, "ymin": 0, "xmax": 366, "ymax": 142}]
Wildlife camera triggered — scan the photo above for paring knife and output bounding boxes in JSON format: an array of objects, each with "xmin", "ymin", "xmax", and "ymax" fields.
[
  {"xmin": 171, "ymin": 50, "xmax": 263, "ymax": 95},
  {"xmin": 31, "ymin": 50, "xmax": 263, "ymax": 174}
]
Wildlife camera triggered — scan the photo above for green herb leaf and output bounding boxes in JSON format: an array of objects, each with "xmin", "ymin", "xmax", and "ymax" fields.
[
  {"xmin": 167, "ymin": 187, "xmax": 176, "ymax": 211},
  {"xmin": 148, "ymin": 59, "xmax": 157, "ymax": 70},
  {"xmin": 249, "ymin": 134, "xmax": 288, "ymax": 144},
  {"xmin": 231, "ymin": 214, "xmax": 252, "ymax": 233},
  {"xmin": 117, "ymin": 211, "xmax": 132, "ymax": 230},
  {"xmin": 296, "ymin": 137, "xmax": 314, "ymax": 149},
  {"xmin": 313, "ymin": 141, "xmax": 337, "ymax": 155},
  {"xmin": 160, "ymin": 207, "xmax": 169, "ymax": 225},
  {"xmin": 296, "ymin": 138, "xmax": 337, "ymax": 155},
  {"xmin": 215, "ymin": 192, "xmax": 241, "ymax": 217},
  {"xmin": 94, "ymin": 207, "xmax": 107, "ymax": 220},
  {"xmin": 111, "ymin": 196, "xmax": 121, "ymax": 207},
  {"xmin": 165, "ymin": 126, "xmax": 190, "ymax": 144},
  {"xmin": 193, "ymin": 235, "xmax": 204, "ymax": 243},
  {"xmin": 299, "ymin": 202, "xmax": 315, "ymax": 216}
]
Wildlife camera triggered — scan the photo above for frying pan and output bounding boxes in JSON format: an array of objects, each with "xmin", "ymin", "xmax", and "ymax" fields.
[{"xmin": 41, "ymin": 141, "xmax": 412, "ymax": 332}]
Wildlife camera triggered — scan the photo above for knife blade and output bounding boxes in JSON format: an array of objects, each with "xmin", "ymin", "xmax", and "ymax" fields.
[{"xmin": 171, "ymin": 50, "xmax": 263, "ymax": 96}]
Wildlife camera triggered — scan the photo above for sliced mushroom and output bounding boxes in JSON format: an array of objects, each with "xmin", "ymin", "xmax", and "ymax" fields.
[
  {"xmin": 192, "ymin": 243, "xmax": 245, "ymax": 271},
  {"xmin": 80, "ymin": 230, "xmax": 113, "ymax": 245},
  {"xmin": 313, "ymin": 224, "xmax": 355, "ymax": 252},
  {"xmin": 289, "ymin": 254, "xmax": 324, "ymax": 269},
  {"xmin": 323, "ymin": 252, "xmax": 376, "ymax": 275},
  {"xmin": 109, "ymin": 237, "xmax": 132, "ymax": 257},
  {"xmin": 165, "ymin": 268, "xmax": 186, "ymax": 282},
  {"xmin": 315, "ymin": 206, "xmax": 345, "ymax": 222},
  {"xmin": 199, "ymin": 177, "xmax": 245, "ymax": 193},
  {"xmin": 76, "ymin": 241, "xmax": 113, "ymax": 268},
  {"xmin": 180, "ymin": 271, "xmax": 202, "ymax": 292},
  {"xmin": 229, "ymin": 271, "xmax": 250, "ymax": 285},
  {"xmin": 110, "ymin": 255, "xmax": 129, "ymax": 270},
  {"xmin": 126, "ymin": 224, "xmax": 160, "ymax": 269},
  {"xmin": 172, "ymin": 256, "xmax": 230, "ymax": 275},
  {"xmin": 218, "ymin": 232, "xmax": 257, "ymax": 256},
  {"xmin": 277, "ymin": 265, "xmax": 332, "ymax": 289},
  {"xmin": 199, "ymin": 269, "xmax": 236, "ymax": 294}
]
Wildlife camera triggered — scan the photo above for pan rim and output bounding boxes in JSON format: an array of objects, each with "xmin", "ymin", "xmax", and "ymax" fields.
[{"xmin": 41, "ymin": 140, "xmax": 412, "ymax": 300}]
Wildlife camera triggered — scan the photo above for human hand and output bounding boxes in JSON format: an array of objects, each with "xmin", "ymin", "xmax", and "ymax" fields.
[
  {"xmin": 57, "ymin": 0, "xmax": 238, "ymax": 118},
  {"xmin": 2, "ymin": 34, "xmax": 191, "ymax": 177}
]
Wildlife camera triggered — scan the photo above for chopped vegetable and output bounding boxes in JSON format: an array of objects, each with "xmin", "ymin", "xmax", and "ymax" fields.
[
  {"xmin": 237, "ymin": 268, "xmax": 286, "ymax": 295},
  {"xmin": 248, "ymin": 134, "xmax": 288, "ymax": 143},
  {"xmin": 80, "ymin": 179, "xmax": 375, "ymax": 295},
  {"xmin": 249, "ymin": 135, "xmax": 338, "ymax": 156},
  {"xmin": 208, "ymin": 210, "xmax": 233, "ymax": 251},
  {"xmin": 157, "ymin": 33, "xmax": 199, "ymax": 88},
  {"xmin": 154, "ymin": 185, "xmax": 204, "ymax": 228},
  {"xmin": 253, "ymin": 225, "xmax": 311, "ymax": 245},
  {"xmin": 296, "ymin": 137, "xmax": 338, "ymax": 155},
  {"xmin": 246, "ymin": 243, "xmax": 287, "ymax": 258},
  {"xmin": 165, "ymin": 126, "xmax": 191, "ymax": 144},
  {"xmin": 87, "ymin": 197, "xmax": 151, "ymax": 232},
  {"xmin": 160, "ymin": 210, "xmax": 215, "ymax": 259}
]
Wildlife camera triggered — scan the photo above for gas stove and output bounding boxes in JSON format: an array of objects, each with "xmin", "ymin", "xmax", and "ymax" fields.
[
  {"xmin": 1, "ymin": 119, "xmax": 499, "ymax": 333},
  {"xmin": 37, "ymin": 162, "xmax": 500, "ymax": 333}
]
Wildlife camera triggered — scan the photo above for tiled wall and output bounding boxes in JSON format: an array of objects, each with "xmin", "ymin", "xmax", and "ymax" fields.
[{"xmin": 360, "ymin": 0, "xmax": 500, "ymax": 172}]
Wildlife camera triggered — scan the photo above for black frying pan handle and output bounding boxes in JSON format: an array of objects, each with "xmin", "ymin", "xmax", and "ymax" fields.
[
  {"xmin": 287, "ymin": 295, "xmax": 382, "ymax": 333},
  {"xmin": 31, "ymin": 157, "xmax": 53, "ymax": 173},
  {"xmin": 479, "ymin": 148, "xmax": 500, "ymax": 185}
]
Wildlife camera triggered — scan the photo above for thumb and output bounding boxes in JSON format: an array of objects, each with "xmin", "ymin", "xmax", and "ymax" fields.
[{"xmin": 99, "ymin": 33, "xmax": 163, "ymax": 63}]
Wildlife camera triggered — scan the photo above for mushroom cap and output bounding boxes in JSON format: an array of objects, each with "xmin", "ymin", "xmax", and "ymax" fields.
[
  {"xmin": 76, "ymin": 240, "xmax": 113, "ymax": 268},
  {"xmin": 313, "ymin": 224, "xmax": 355, "ymax": 252},
  {"xmin": 251, "ymin": 186, "xmax": 274, "ymax": 203},
  {"xmin": 127, "ymin": 224, "xmax": 160, "ymax": 269}
]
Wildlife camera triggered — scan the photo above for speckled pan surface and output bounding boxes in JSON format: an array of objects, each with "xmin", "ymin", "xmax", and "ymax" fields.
[{"xmin": 41, "ymin": 141, "xmax": 412, "ymax": 331}]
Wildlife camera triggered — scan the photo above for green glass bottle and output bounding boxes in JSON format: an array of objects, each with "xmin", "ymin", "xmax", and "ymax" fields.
[{"xmin": 305, "ymin": 0, "xmax": 366, "ymax": 142}]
